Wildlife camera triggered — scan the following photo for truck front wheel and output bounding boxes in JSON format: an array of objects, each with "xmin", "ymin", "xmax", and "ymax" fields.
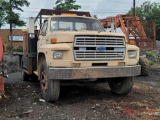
[
  {"xmin": 40, "ymin": 60, "xmax": 60, "ymax": 102},
  {"xmin": 108, "ymin": 77, "xmax": 133, "ymax": 95}
]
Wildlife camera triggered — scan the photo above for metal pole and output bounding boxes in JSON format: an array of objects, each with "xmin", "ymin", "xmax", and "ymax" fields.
[{"xmin": 133, "ymin": 0, "xmax": 136, "ymax": 16}]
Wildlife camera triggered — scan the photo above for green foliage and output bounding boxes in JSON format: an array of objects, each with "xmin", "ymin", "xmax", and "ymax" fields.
[
  {"xmin": 0, "ymin": 0, "xmax": 5, "ymax": 28},
  {"xmin": 4, "ymin": 43, "xmax": 23, "ymax": 52},
  {"xmin": 93, "ymin": 15, "xmax": 98, "ymax": 19},
  {"xmin": 146, "ymin": 51, "xmax": 157, "ymax": 65},
  {"xmin": 0, "ymin": 0, "xmax": 30, "ymax": 27},
  {"xmin": 0, "ymin": 11, "xmax": 5, "ymax": 28},
  {"xmin": 13, "ymin": 46, "xmax": 23, "ymax": 52},
  {"xmin": 146, "ymin": 51, "xmax": 157, "ymax": 59},
  {"xmin": 148, "ymin": 60, "xmax": 154, "ymax": 65},
  {"xmin": 54, "ymin": 0, "xmax": 81, "ymax": 11},
  {"xmin": 3, "ymin": 42, "xmax": 12, "ymax": 52},
  {"xmin": 127, "ymin": 1, "xmax": 160, "ymax": 40}
]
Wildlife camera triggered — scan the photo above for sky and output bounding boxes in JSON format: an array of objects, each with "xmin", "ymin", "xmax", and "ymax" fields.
[{"xmin": 1, "ymin": 0, "xmax": 160, "ymax": 29}]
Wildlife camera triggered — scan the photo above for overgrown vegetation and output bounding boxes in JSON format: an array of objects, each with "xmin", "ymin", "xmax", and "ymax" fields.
[
  {"xmin": 14, "ymin": 46, "xmax": 23, "ymax": 52},
  {"xmin": 146, "ymin": 51, "xmax": 158, "ymax": 65},
  {"xmin": 4, "ymin": 42, "xmax": 23, "ymax": 52},
  {"xmin": 4, "ymin": 42, "xmax": 12, "ymax": 52}
]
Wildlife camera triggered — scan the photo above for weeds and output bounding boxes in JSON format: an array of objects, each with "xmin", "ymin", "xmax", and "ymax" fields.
[
  {"xmin": 3, "ymin": 43, "xmax": 23, "ymax": 52},
  {"xmin": 14, "ymin": 46, "xmax": 23, "ymax": 52},
  {"xmin": 146, "ymin": 51, "xmax": 158, "ymax": 65}
]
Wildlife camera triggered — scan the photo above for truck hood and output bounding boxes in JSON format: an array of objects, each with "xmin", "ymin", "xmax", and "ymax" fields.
[{"xmin": 47, "ymin": 31, "xmax": 125, "ymax": 43}]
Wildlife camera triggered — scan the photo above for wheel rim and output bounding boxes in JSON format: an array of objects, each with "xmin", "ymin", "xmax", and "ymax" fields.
[{"xmin": 41, "ymin": 69, "xmax": 48, "ymax": 93}]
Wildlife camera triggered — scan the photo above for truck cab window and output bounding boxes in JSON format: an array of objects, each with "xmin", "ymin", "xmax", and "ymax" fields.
[
  {"xmin": 91, "ymin": 21, "xmax": 104, "ymax": 31},
  {"xmin": 42, "ymin": 21, "xmax": 48, "ymax": 34},
  {"xmin": 59, "ymin": 21, "xmax": 72, "ymax": 30},
  {"xmin": 75, "ymin": 22, "xmax": 87, "ymax": 30},
  {"xmin": 51, "ymin": 21, "xmax": 58, "ymax": 30},
  {"xmin": 50, "ymin": 17, "xmax": 105, "ymax": 32}
]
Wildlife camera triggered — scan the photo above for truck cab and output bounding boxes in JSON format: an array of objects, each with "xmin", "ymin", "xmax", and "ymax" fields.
[{"xmin": 20, "ymin": 9, "xmax": 141, "ymax": 102}]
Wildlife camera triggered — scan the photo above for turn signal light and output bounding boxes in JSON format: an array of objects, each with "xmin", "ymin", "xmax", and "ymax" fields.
[
  {"xmin": 51, "ymin": 38, "xmax": 57, "ymax": 44},
  {"xmin": 129, "ymin": 40, "xmax": 135, "ymax": 45}
]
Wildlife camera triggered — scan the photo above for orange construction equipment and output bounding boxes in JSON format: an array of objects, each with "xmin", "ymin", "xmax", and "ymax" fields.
[{"xmin": 99, "ymin": 15, "xmax": 156, "ymax": 52}]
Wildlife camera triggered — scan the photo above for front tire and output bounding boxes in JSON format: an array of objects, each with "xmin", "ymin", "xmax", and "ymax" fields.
[
  {"xmin": 40, "ymin": 60, "xmax": 60, "ymax": 102},
  {"xmin": 109, "ymin": 77, "xmax": 134, "ymax": 95}
]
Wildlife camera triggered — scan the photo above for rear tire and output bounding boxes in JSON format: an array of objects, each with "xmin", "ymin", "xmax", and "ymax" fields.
[
  {"xmin": 40, "ymin": 60, "xmax": 60, "ymax": 102},
  {"xmin": 139, "ymin": 57, "xmax": 150, "ymax": 76},
  {"xmin": 109, "ymin": 77, "xmax": 134, "ymax": 95}
]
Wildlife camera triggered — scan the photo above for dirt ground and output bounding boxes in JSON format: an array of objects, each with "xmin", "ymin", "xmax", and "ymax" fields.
[{"xmin": 0, "ymin": 48, "xmax": 160, "ymax": 120}]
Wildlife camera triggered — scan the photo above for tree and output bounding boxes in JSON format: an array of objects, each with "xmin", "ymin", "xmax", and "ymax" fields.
[
  {"xmin": 127, "ymin": 1, "xmax": 160, "ymax": 40},
  {"xmin": 0, "ymin": 0, "xmax": 5, "ymax": 28},
  {"xmin": 93, "ymin": 15, "xmax": 98, "ymax": 19},
  {"xmin": 0, "ymin": 0, "xmax": 30, "ymax": 50},
  {"xmin": 0, "ymin": 9, "xmax": 5, "ymax": 29},
  {"xmin": 54, "ymin": 0, "xmax": 81, "ymax": 11}
]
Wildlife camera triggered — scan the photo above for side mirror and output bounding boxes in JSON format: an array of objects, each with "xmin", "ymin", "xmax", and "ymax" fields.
[{"xmin": 39, "ymin": 24, "xmax": 47, "ymax": 36}]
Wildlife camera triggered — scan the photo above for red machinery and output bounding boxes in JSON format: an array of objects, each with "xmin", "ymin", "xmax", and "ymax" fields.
[
  {"xmin": 99, "ymin": 15, "xmax": 156, "ymax": 52},
  {"xmin": 0, "ymin": 38, "xmax": 4, "ymax": 97},
  {"xmin": 0, "ymin": 38, "xmax": 8, "ymax": 98}
]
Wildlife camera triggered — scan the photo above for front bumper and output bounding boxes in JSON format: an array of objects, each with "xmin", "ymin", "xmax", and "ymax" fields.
[{"xmin": 48, "ymin": 65, "xmax": 141, "ymax": 80}]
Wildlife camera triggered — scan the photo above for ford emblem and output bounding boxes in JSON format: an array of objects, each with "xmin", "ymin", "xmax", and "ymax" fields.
[{"xmin": 96, "ymin": 46, "xmax": 106, "ymax": 51}]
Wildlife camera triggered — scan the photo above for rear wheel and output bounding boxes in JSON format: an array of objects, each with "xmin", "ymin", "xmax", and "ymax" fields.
[
  {"xmin": 40, "ymin": 60, "xmax": 60, "ymax": 102},
  {"xmin": 139, "ymin": 57, "xmax": 150, "ymax": 76},
  {"xmin": 109, "ymin": 77, "xmax": 134, "ymax": 95}
]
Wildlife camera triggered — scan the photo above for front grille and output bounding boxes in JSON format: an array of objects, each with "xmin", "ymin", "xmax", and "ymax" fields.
[
  {"xmin": 74, "ymin": 36, "xmax": 125, "ymax": 61},
  {"xmin": 74, "ymin": 36, "xmax": 125, "ymax": 47}
]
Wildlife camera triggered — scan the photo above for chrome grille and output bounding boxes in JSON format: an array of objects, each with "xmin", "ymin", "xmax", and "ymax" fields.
[
  {"xmin": 74, "ymin": 36, "xmax": 125, "ymax": 61},
  {"xmin": 74, "ymin": 36, "xmax": 125, "ymax": 47}
]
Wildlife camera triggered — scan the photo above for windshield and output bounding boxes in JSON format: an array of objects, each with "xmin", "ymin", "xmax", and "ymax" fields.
[{"xmin": 50, "ymin": 17, "xmax": 105, "ymax": 32}]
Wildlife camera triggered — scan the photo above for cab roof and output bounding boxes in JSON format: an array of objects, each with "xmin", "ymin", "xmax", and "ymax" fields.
[{"xmin": 35, "ymin": 9, "xmax": 91, "ymax": 24}]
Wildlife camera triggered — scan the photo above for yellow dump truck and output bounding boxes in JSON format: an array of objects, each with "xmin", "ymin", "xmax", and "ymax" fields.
[{"xmin": 19, "ymin": 9, "xmax": 141, "ymax": 102}]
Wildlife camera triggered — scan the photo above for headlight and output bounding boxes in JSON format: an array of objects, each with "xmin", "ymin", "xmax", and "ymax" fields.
[
  {"xmin": 53, "ymin": 52, "xmax": 63, "ymax": 59},
  {"xmin": 128, "ymin": 51, "xmax": 137, "ymax": 58}
]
